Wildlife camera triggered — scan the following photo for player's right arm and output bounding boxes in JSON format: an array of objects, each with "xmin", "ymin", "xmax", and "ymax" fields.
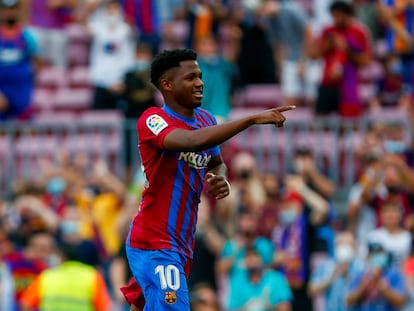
[{"xmin": 163, "ymin": 106, "xmax": 295, "ymax": 152}]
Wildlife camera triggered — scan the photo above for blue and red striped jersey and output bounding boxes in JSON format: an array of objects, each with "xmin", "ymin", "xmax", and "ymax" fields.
[{"xmin": 128, "ymin": 105, "xmax": 220, "ymax": 259}]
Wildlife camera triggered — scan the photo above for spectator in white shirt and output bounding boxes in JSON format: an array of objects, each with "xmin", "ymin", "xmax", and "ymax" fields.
[
  {"xmin": 365, "ymin": 200, "xmax": 412, "ymax": 266},
  {"xmin": 84, "ymin": 0, "xmax": 135, "ymax": 110}
]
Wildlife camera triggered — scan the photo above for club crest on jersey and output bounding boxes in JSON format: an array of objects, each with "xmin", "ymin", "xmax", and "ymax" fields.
[
  {"xmin": 146, "ymin": 114, "xmax": 168, "ymax": 135},
  {"xmin": 179, "ymin": 152, "xmax": 211, "ymax": 169},
  {"xmin": 164, "ymin": 291, "xmax": 177, "ymax": 304}
]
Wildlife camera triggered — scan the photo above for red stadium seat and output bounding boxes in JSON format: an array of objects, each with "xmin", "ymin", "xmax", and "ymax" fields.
[
  {"xmin": 54, "ymin": 87, "xmax": 93, "ymax": 111},
  {"xmin": 234, "ymin": 84, "xmax": 283, "ymax": 108},
  {"xmin": 33, "ymin": 111, "xmax": 77, "ymax": 126},
  {"xmin": 31, "ymin": 88, "xmax": 56, "ymax": 111},
  {"xmin": 67, "ymin": 44, "xmax": 90, "ymax": 66},
  {"xmin": 68, "ymin": 66, "xmax": 91, "ymax": 88},
  {"xmin": 65, "ymin": 23, "xmax": 91, "ymax": 44},
  {"xmin": 79, "ymin": 110, "xmax": 124, "ymax": 126},
  {"xmin": 36, "ymin": 66, "xmax": 67, "ymax": 89}
]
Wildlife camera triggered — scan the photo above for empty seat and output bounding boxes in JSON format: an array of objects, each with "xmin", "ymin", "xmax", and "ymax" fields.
[
  {"xmin": 67, "ymin": 44, "xmax": 90, "ymax": 66},
  {"xmin": 236, "ymin": 84, "xmax": 283, "ymax": 108},
  {"xmin": 68, "ymin": 66, "xmax": 91, "ymax": 87},
  {"xmin": 65, "ymin": 23, "xmax": 91, "ymax": 43},
  {"xmin": 36, "ymin": 66, "xmax": 67, "ymax": 89},
  {"xmin": 63, "ymin": 132, "xmax": 121, "ymax": 154},
  {"xmin": 79, "ymin": 110, "xmax": 124, "ymax": 127},
  {"xmin": 33, "ymin": 111, "xmax": 77, "ymax": 126},
  {"xmin": 15, "ymin": 136, "xmax": 58, "ymax": 155},
  {"xmin": 54, "ymin": 88, "xmax": 93, "ymax": 111},
  {"xmin": 31, "ymin": 88, "xmax": 56, "ymax": 111}
]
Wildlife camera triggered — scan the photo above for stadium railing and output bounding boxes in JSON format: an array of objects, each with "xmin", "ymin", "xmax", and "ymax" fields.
[{"xmin": 0, "ymin": 110, "xmax": 411, "ymax": 200}]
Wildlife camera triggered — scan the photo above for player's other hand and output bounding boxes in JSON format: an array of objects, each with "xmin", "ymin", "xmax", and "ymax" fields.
[
  {"xmin": 205, "ymin": 173, "xmax": 231, "ymax": 200},
  {"xmin": 253, "ymin": 105, "xmax": 296, "ymax": 127}
]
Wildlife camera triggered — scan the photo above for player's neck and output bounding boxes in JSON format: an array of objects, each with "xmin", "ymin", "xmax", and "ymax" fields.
[{"xmin": 164, "ymin": 102, "xmax": 194, "ymax": 120}]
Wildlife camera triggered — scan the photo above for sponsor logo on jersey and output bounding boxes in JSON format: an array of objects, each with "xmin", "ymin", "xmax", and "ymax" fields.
[
  {"xmin": 179, "ymin": 152, "xmax": 211, "ymax": 169},
  {"xmin": 164, "ymin": 291, "xmax": 177, "ymax": 304},
  {"xmin": 146, "ymin": 114, "xmax": 168, "ymax": 135}
]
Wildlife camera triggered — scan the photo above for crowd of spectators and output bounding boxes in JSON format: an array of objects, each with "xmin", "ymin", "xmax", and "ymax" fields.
[{"xmin": 3, "ymin": 0, "xmax": 414, "ymax": 311}]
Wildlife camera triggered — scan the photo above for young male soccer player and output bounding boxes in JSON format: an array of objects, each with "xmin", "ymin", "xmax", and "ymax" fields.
[{"xmin": 122, "ymin": 49, "xmax": 295, "ymax": 311}]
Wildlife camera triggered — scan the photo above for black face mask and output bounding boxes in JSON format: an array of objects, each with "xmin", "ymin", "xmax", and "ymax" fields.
[
  {"xmin": 387, "ymin": 186, "xmax": 401, "ymax": 195},
  {"xmin": 2, "ymin": 17, "xmax": 18, "ymax": 28}
]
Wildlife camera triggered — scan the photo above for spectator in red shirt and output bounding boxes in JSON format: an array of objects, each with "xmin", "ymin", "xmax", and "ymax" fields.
[{"xmin": 313, "ymin": 0, "xmax": 372, "ymax": 117}]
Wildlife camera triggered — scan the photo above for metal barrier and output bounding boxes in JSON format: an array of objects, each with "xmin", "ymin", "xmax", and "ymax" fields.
[{"xmin": 0, "ymin": 113, "xmax": 411, "ymax": 197}]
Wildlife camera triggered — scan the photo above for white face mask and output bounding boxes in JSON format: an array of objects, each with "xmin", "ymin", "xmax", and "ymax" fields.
[
  {"xmin": 334, "ymin": 244, "xmax": 354, "ymax": 263},
  {"xmin": 106, "ymin": 14, "xmax": 122, "ymax": 26},
  {"xmin": 294, "ymin": 159, "xmax": 305, "ymax": 173}
]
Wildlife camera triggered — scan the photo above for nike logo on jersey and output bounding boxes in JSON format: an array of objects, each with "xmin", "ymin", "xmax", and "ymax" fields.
[{"xmin": 179, "ymin": 152, "xmax": 211, "ymax": 169}]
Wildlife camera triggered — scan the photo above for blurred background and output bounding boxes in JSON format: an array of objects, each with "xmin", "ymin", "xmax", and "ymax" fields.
[{"xmin": 2, "ymin": 0, "xmax": 414, "ymax": 310}]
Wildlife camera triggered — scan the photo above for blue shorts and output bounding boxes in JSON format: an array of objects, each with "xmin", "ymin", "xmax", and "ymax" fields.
[{"xmin": 126, "ymin": 246, "xmax": 191, "ymax": 311}]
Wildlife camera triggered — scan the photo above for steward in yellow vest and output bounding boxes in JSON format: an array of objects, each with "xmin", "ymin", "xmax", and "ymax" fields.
[{"xmin": 20, "ymin": 243, "xmax": 111, "ymax": 311}]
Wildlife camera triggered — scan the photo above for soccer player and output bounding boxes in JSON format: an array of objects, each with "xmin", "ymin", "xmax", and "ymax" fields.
[{"xmin": 123, "ymin": 49, "xmax": 295, "ymax": 311}]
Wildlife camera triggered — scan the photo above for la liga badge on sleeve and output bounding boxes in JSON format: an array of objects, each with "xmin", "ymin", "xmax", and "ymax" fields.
[{"xmin": 164, "ymin": 291, "xmax": 177, "ymax": 304}]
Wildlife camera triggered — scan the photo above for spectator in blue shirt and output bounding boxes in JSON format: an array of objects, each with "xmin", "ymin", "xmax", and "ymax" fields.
[
  {"xmin": 216, "ymin": 210, "xmax": 276, "ymax": 310},
  {"xmin": 346, "ymin": 242, "xmax": 407, "ymax": 311},
  {"xmin": 227, "ymin": 247, "xmax": 292, "ymax": 311},
  {"xmin": 309, "ymin": 231, "xmax": 365, "ymax": 311},
  {"xmin": 0, "ymin": 0, "xmax": 38, "ymax": 121}
]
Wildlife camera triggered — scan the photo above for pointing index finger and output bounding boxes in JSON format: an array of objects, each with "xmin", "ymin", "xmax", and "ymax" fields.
[{"xmin": 275, "ymin": 105, "xmax": 296, "ymax": 113}]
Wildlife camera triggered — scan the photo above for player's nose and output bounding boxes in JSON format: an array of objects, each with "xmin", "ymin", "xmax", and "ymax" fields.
[{"xmin": 194, "ymin": 77, "xmax": 204, "ymax": 87}]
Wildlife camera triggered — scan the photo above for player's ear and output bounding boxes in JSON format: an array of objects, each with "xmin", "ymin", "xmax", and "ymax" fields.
[{"xmin": 160, "ymin": 78, "xmax": 173, "ymax": 92}]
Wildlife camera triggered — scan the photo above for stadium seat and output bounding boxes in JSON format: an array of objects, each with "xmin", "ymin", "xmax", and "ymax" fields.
[
  {"xmin": 63, "ymin": 132, "xmax": 121, "ymax": 154},
  {"xmin": 31, "ymin": 88, "xmax": 56, "ymax": 111},
  {"xmin": 79, "ymin": 110, "xmax": 124, "ymax": 126},
  {"xmin": 33, "ymin": 111, "xmax": 77, "ymax": 126},
  {"xmin": 15, "ymin": 136, "xmax": 58, "ymax": 155},
  {"xmin": 36, "ymin": 66, "xmax": 67, "ymax": 89},
  {"xmin": 68, "ymin": 66, "xmax": 91, "ymax": 88},
  {"xmin": 67, "ymin": 43, "xmax": 90, "ymax": 66},
  {"xmin": 234, "ymin": 84, "xmax": 283, "ymax": 108},
  {"xmin": 161, "ymin": 21, "xmax": 189, "ymax": 43},
  {"xmin": 54, "ymin": 87, "xmax": 93, "ymax": 111},
  {"xmin": 65, "ymin": 23, "xmax": 91, "ymax": 44},
  {"xmin": 358, "ymin": 61, "xmax": 384, "ymax": 82}
]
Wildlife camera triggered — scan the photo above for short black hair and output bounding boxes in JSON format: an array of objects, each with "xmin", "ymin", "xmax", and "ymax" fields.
[
  {"xmin": 150, "ymin": 49, "xmax": 197, "ymax": 88},
  {"xmin": 330, "ymin": 0, "xmax": 354, "ymax": 16}
]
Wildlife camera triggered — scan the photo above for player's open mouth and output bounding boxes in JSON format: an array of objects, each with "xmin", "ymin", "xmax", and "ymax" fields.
[{"xmin": 193, "ymin": 90, "xmax": 203, "ymax": 100}]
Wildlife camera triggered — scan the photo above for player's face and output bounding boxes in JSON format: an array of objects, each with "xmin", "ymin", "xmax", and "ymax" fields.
[{"xmin": 171, "ymin": 60, "xmax": 204, "ymax": 109}]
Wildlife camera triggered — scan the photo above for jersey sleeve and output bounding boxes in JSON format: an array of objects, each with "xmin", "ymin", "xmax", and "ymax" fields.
[
  {"xmin": 137, "ymin": 109, "xmax": 180, "ymax": 149},
  {"xmin": 92, "ymin": 271, "xmax": 111, "ymax": 311},
  {"xmin": 201, "ymin": 110, "xmax": 221, "ymax": 157},
  {"xmin": 19, "ymin": 275, "xmax": 41, "ymax": 309}
]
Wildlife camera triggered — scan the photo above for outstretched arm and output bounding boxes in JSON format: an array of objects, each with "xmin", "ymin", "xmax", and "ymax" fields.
[{"xmin": 163, "ymin": 106, "xmax": 296, "ymax": 151}]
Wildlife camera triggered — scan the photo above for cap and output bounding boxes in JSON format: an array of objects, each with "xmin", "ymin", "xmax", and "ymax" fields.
[{"xmin": 0, "ymin": 0, "xmax": 19, "ymax": 8}]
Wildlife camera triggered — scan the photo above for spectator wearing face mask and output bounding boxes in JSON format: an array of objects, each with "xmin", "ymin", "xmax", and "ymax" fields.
[
  {"xmin": 346, "ymin": 242, "xmax": 407, "ymax": 311},
  {"xmin": 227, "ymin": 247, "xmax": 292, "ymax": 311},
  {"xmin": 272, "ymin": 177, "xmax": 329, "ymax": 311},
  {"xmin": 216, "ymin": 210, "xmax": 275, "ymax": 311},
  {"xmin": 82, "ymin": 0, "xmax": 135, "ymax": 110},
  {"xmin": 364, "ymin": 201, "xmax": 412, "ymax": 267},
  {"xmin": 0, "ymin": 0, "xmax": 39, "ymax": 120},
  {"xmin": 308, "ymin": 231, "xmax": 365, "ymax": 311},
  {"xmin": 120, "ymin": 42, "xmax": 156, "ymax": 119}
]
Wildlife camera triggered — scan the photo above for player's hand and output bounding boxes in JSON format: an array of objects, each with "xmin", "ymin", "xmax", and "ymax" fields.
[
  {"xmin": 205, "ymin": 173, "xmax": 231, "ymax": 200},
  {"xmin": 253, "ymin": 105, "xmax": 296, "ymax": 128}
]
